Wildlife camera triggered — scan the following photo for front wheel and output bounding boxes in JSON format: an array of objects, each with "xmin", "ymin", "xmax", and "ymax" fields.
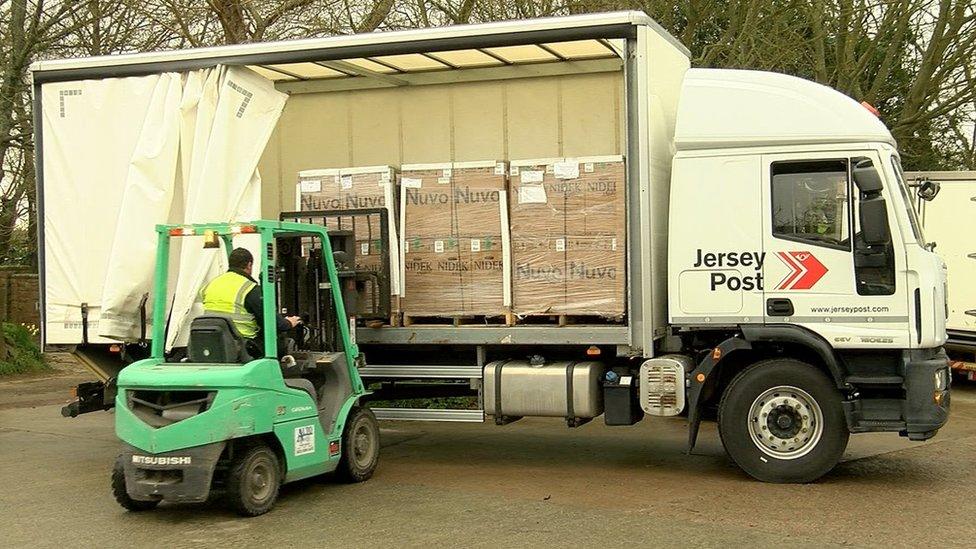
[
  {"xmin": 718, "ymin": 359, "xmax": 849, "ymax": 483},
  {"xmin": 112, "ymin": 455, "xmax": 159, "ymax": 512},
  {"xmin": 336, "ymin": 407, "xmax": 380, "ymax": 483},
  {"xmin": 225, "ymin": 444, "xmax": 281, "ymax": 516}
]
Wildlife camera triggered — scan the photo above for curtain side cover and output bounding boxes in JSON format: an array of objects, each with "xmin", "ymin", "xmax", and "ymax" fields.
[{"xmin": 42, "ymin": 66, "xmax": 286, "ymax": 344}]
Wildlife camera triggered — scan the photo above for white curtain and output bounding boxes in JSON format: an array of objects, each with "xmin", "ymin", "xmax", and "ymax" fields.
[
  {"xmin": 92, "ymin": 66, "xmax": 286, "ymax": 346},
  {"xmin": 41, "ymin": 75, "xmax": 174, "ymax": 344},
  {"xmin": 97, "ymin": 74, "xmax": 183, "ymax": 340},
  {"xmin": 165, "ymin": 66, "xmax": 287, "ymax": 349}
]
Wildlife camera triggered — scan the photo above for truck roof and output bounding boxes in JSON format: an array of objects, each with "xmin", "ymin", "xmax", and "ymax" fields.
[
  {"xmin": 675, "ymin": 68, "xmax": 896, "ymax": 150},
  {"xmin": 30, "ymin": 11, "xmax": 688, "ymax": 84}
]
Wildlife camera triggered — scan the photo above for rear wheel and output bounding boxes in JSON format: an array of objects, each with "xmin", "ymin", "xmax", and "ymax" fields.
[
  {"xmin": 225, "ymin": 443, "xmax": 281, "ymax": 516},
  {"xmin": 336, "ymin": 407, "xmax": 380, "ymax": 483},
  {"xmin": 718, "ymin": 359, "xmax": 849, "ymax": 483},
  {"xmin": 112, "ymin": 455, "xmax": 159, "ymax": 512}
]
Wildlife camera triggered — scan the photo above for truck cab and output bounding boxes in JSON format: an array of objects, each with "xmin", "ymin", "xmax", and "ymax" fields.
[{"xmin": 668, "ymin": 69, "xmax": 950, "ymax": 479}]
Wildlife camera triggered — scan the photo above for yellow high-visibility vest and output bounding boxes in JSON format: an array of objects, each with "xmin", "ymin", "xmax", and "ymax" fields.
[{"xmin": 201, "ymin": 271, "xmax": 259, "ymax": 339}]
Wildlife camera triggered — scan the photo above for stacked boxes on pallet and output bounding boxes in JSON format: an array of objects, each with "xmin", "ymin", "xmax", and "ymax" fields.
[
  {"xmin": 294, "ymin": 157, "xmax": 625, "ymax": 323},
  {"xmin": 508, "ymin": 156, "xmax": 626, "ymax": 318},
  {"xmin": 297, "ymin": 166, "xmax": 400, "ymax": 317},
  {"xmin": 399, "ymin": 161, "xmax": 510, "ymax": 319}
]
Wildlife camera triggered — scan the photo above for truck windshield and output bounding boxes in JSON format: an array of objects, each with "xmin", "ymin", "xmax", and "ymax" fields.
[{"xmin": 889, "ymin": 156, "xmax": 926, "ymax": 247}]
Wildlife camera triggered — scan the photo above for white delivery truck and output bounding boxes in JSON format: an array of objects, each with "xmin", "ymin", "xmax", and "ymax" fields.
[
  {"xmin": 905, "ymin": 170, "xmax": 976, "ymax": 378},
  {"xmin": 33, "ymin": 11, "xmax": 950, "ymax": 483}
]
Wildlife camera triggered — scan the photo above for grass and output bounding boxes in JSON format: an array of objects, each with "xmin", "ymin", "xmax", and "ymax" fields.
[
  {"xmin": 364, "ymin": 381, "xmax": 480, "ymax": 409},
  {"xmin": 0, "ymin": 323, "xmax": 48, "ymax": 376},
  {"xmin": 367, "ymin": 396, "xmax": 480, "ymax": 410}
]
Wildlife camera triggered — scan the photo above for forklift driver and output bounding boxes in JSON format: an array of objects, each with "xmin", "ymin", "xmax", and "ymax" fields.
[{"xmin": 201, "ymin": 247, "xmax": 302, "ymax": 356}]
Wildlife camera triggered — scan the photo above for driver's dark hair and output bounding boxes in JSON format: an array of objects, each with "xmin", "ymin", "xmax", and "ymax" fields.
[{"xmin": 228, "ymin": 247, "xmax": 253, "ymax": 270}]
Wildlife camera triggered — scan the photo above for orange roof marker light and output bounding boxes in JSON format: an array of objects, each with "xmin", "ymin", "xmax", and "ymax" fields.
[
  {"xmin": 230, "ymin": 224, "xmax": 258, "ymax": 234},
  {"xmin": 167, "ymin": 224, "xmax": 257, "ymax": 236},
  {"xmin": 860, "ymin": 101, "xmax": 880, "ymax": 117}
]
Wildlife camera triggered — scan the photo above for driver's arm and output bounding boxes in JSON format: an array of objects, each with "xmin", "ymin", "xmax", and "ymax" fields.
[{"xmin": 243, "ymin": 285, "xmax": 293, "ymax": 334}]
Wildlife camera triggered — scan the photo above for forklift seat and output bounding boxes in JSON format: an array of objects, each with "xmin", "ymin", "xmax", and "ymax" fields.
[{"xmin": 187, "ymin": 314, "xmax": 252, "ymax": 363}]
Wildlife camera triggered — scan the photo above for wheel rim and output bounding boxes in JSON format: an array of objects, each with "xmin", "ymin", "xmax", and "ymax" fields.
[
  {"xmin": 747, "ymin": 385, "xmax": 824, "ymax": 460},
  {"xmin": 246, "ymin": 457, "xmax": 275, "ymax": 502},
  {"xmin": 351, "ymin": 418, "xmax": 376, "ymax": 469}
]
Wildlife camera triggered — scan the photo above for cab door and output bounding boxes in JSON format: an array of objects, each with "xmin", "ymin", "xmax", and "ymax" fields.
[{"xmin": 760, "ymin": 151, "xmax": 910, "ymax": 349}]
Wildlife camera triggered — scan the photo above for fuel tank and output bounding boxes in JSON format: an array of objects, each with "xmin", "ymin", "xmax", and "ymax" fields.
[{"xmin": 483, "ymin": 360, "xmax": 605, "ymax": 419}]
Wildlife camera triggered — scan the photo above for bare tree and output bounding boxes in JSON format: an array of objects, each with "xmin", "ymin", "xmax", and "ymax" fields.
[
  {"xmin": 565, "ymin": 0, "xmax": 976, "ymax": 169},
  {"xmin": 0, "ymin": 0, "xmax": 91, "ymax": 356},
  {"xmin": 0, "ymin": 1, "xmax": 94, "ymax": 263}
]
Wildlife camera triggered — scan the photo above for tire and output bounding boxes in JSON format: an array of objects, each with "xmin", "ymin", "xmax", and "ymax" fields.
[
  {"xmin": 718, "ymin": 359, "xmax": 849, "ymax": 483},
  {"xmin": 336, "ymin": 407, "xmax": 380, "ymax": 483},
  {"xmin": 225, "ymin": 443, "xmax": 281, "ymax": 516},
  {"xmin": 112, "ymin": 455, "xmax": 159, "ymax": 512}
]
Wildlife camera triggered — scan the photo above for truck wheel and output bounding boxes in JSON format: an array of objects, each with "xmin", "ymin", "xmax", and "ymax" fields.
[
  {"xmin": 225, "ymin": 443, "xmax": 281, "ymax": 516},
  {"xmin": 112, "ymin": 455, "xmax": 159, "ymax": 511},
  {"xmin": 336, "ymin": 407, "xmax": 380, "ymax": 483},
  {"xmin": 718, "ymin": 359, "xmax": 849, "ymax": 483}
]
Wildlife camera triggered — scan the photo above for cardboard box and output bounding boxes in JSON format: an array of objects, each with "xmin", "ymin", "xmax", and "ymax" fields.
[
  {"xmin": 509, "ymin": 156, "xmax": 626, "ymax": 317},
  {"xmin": 510, "ymin": 235, "xmax": 624, "ymax": 316},
  {"xmin": 297, "ymin": 166, "xmax": 400, "ymax": 317},
  {"xmin": 400, "ymin": 161, "xmax": 510, "ymax": 317}
]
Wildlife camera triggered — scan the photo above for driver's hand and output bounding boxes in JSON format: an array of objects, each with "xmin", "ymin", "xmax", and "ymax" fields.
[{"xmin": 286, "ymin": 316, "xmax": 302, "ymax": 328}]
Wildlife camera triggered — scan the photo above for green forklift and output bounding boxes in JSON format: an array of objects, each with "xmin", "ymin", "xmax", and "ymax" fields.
[{"xmin": 112, "ymin": 218, "xmax": 382, "ymax": 516}]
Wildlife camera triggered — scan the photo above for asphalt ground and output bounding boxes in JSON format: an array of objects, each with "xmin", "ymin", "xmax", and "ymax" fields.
[{"xmin": 1, "ymin": 359, "xmax": 975, "ymax": 548}]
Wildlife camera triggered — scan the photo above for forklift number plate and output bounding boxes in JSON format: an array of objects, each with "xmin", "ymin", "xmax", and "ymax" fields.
[{"xmin": 294, "ymin": 425, "xmax": 315, "ymax": 456}]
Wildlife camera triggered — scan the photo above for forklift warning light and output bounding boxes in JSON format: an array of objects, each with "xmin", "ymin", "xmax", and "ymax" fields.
[{"xmin": 203, "ymin": 230, "xmax": 220, "ymax": 248}]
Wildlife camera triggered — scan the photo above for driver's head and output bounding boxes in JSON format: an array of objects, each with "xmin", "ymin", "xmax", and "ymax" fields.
[{"xmin": 228, "ymin": 247, "xmax": 254, "ymax": 277}]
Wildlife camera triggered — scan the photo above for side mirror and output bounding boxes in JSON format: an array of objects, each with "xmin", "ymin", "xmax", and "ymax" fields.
[
  {"xmin": 852, "ymin": 158, "xmax": 883, "ymax": 193},
  {"xmin": 859, "ymin": 196, "xmax": 890, "ymax": 246},
  {"xmin": 917, "ymin": 179, "xmax": 940, "ymax": 201}
]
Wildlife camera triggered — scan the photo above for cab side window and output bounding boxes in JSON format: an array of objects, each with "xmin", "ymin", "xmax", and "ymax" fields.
[{"xmin": 771, "ymin": 160, "xmax": 850, "ymax": 250}]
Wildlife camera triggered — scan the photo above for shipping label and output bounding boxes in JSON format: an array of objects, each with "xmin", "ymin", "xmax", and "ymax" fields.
[{"xmin": 294, "ymin": 425, "xmax": 315, "ymax": 456}]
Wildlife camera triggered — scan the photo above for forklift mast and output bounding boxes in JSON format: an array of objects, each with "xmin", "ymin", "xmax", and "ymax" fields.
[
  {"xmin": 278, "ymin": 207, "xmax": 393, "ymax": 338},
  {"xmin": 149, "ymin": 220, "xmax": 362, "ymax": 366}
]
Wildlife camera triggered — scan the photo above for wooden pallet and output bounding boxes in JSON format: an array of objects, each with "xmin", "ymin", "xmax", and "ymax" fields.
[
  {"xmin": 402, "ymin": 313, "xmax": 515, "ymax": 327},
  {"xmin": 391, "ymin": 313, "xmax": 625, "ymax": 327},
  {"xmin": 511, "ymin": 313, "xmax": 626, "ymax": 327},
  {"xmin": 361, "ymin": 314, "xmax": 402, "ymax": 328}
]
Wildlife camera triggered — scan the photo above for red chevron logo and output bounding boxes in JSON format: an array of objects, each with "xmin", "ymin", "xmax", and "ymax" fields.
[{"xmin": 775, "ymin": 251, "xmax": 828, "ymax": 290}]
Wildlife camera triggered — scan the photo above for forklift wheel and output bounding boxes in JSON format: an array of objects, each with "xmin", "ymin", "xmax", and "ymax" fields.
[
  {"xmin": 337, "ymin": 407, "xmax": 380, "ymax": 483},
  {"xmin": 225, "ymin": 443, "xmax": 281, "ymax": 516},
  {"xmin": 112, "ymin": 456, "xmax": 159, "ymax": 512}
]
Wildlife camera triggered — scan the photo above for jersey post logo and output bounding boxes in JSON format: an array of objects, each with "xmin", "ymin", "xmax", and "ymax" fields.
[{"xmin": 775, "ymin": 251, "xmax": 828, "ymax": 290}]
